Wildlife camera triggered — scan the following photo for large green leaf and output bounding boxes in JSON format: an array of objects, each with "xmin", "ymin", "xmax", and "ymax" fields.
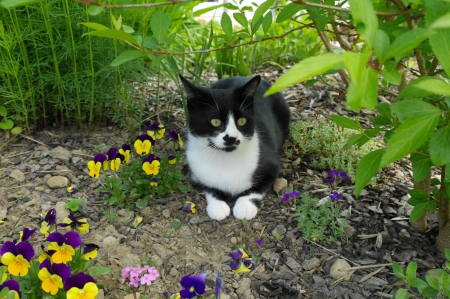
[
  {"xmin": 391, "ymin": 98, "xmax": 441, "ymax": 122},
  {"xmin": 429, "ymin": 126, "xmax": 450, "ymax": 166},
  {"xmin": 426, "ymin": 0, "xmax": 450, "ymax": 77},
  {"xmin": 344, "ymin": 51, "xmax": 371, "ymax": 81},
  {"xmin": 409, "ymin": 202, "xmax": 429, "ymax": 222},
  {"xmin": 265, "ymin": 53, "xmax": 344, "ymax": 95},
  {"xmin": 84, "ymin": 29, "xmax": 138, "ymax": 46},
  {"xmin": 276, "ymin": 3, "xmax": 303, "ymax": 23},
  {"xmin": 355, "ymin": 149, "xmax": 385, "ymax": 198},
  {"xmin": 0, "ymin": 106, "xmax": 7, "ymax": 117},
  {"xmin": 410, "ymin": 153, "xmax": 433, "ymax": 182},
  {"xmin": 430, "ymin": 12, "xmax": 450, "ymax": 29},
  {"xmin": 397, "ymin": 76, "xmax": 450, "ymax": 99},
  {"xmin": 151, "ymin": 11, "xmax": 170, "ymax": 44},
  {"xmin": 385, "ymin": 28, "xmax": 435, "ymax": 61},
  {"xmin": 233, "ymin": 13, "xmax": 249, "ymax": 29},
  {"xmin": 330, "ymin": 115, "xmax": 359, "ymax": 130},
  {"xmin": 374, "ymin": 30, "xmax": 390, "ymax": 63},
  {"xmin": 221, "ymin": 13, "xmax": 233, "ymax": 37},
  {"xmin": 0, "ymin": 119, "xmax": 13, "ymax": 130},
  {"xmin": 110, "ymin": 50, "xmax": 148, "ymax": 67},
  {"xmin": 346, "ymin": 68, "xmax": 378, "ymax": 111},
  {"xmin": 252, "ymin": 0, "xmax": 275, "ymax": 25},
  {"xmin": 79, "ymin": 22, "xmax": 109, "ymax": 31},
  {"xmin": 381, "ymin": 112, "xmax": 441, "ymax": 167},
  {"xmin": 262, "ymin": 13, "xmax": 272, "ymax": 35},
  {"xmin": 0, "ymin": 0, "xmax": 44, "ymax": 8},
  {"xmin": 405, "ymin": 262, "xmax": 417, "ymax": 281},
  {"xmin": 349, "ymin": 0, "xmax": 378, "ymax": 48},
  {"xmin": 194, "ymin": 3, "xmax": 238, "ymax": 17}
]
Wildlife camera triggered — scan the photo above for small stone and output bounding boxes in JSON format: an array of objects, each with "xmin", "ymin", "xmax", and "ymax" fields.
[
  {"xmin": 162, "ymin": 209, "xmax": 171, "ymax": 219},
  {"xmin": 120, "ymin": 253, "xmax": 141, "ymax": 267},
  {"xmin": 151, "ymin": 244, "xmax": 174, "ymax": 259},
  {"xmin": 273, "ymin": 178, "xmax": 288, "ymax": 193},
  {"xmin": 9, "ymin": 169, "xmax": 25, "ymax": 182},
  {"xmin": 285, "ymin": 256, "xmax": 302, "ymax": 273},
  {"xmin": 358, "ymin": 189, "xmax": 369, "ymax": 196},
  {"xmin": 312, "ymin": 275, "xmax": 326, "ymax": 287},
  {"xmin": 306, "ymin": 169, "xmax": 314, "ymax": 176},
  {"xmin": 292, "ymin": 157, "xmax": 301, "ymax": 167},
  {"xmin": 252, "ymin": 222, "xmax": 263, "ymax": 231},
  {"xmin": 117, "ymin": 209, "xmax": 134, "ymax": 219},
  {"xmin": 49, "ymin": 146, "xmax": 72, "ymax": 161},
  {"xmin": 231, "ymin": 237, "xmax": 237, "ymax": 245},
  {"xmin": 46, "ymin": 176, "xmax": 69, "ymax": 188},
  {"xmin": 34, "ymin": 186, "xmax": 45, "ymax": 192},
  {"xmin": 398, "ymin": 229, "xmax": 410, "ymax": 238},
  {"xmin": 344, "ymin": 225, "xmax": 356, "ymax": 238},
  {"xmin": 169, "ymin": 267, "xmax": 179, "ymax": 276},
  {"xmin": 330, "ymin": 259, "xmax": 353, "ymax": 280},
  {"xmin": 302, "ymin": 257, "xmax": 320, "ymax": 271},
  {"xmin": 272, "ymin": 224, "xmax": 287, "ymax": 236},
  {"xmin": 383, "ymin": 206, "xmax": 397, "ymax": 215}
]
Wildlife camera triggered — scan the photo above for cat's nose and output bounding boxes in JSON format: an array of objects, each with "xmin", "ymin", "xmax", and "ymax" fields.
[{"xmin": 223, "ymin": 135, "xmax": 240, "ymax": 146}]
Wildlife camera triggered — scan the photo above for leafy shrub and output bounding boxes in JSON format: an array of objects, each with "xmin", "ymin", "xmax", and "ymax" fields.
[
  {"xmin": 296, "ymin": 192, "xmax": 346, "ymax": 244},
  {"xmin": 290, "ymin": 116, "xmax": 377, "ymax": 181}
]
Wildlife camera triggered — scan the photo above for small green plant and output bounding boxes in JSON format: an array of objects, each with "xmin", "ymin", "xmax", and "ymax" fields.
[
  {"xmin": 290, "ymin": 117, "xmax": 377, "ymax": 181},
  {"xmin": 0, "ymin": 105, "xmax": 22, "ymax": 138},
  {"xmin": 103, "ymin": 208, "xmax": 119, "ymax": 224},
  {"xmin": 65, "ymin": 199, "xmax": 84, "ymax": 212},
  {"xmin": 88, "ymin": 122, "xmax": 187, "ymax": 208},
  {"xmin": 393, "ymin": 248, "xmax": 450, "ymax": 298},
  {"xmin": 296, "ymin": 192, "xmax": 346, "ymax": 244}
]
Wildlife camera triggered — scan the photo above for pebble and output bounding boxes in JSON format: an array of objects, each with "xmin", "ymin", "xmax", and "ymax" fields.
[
  {"xmin": 273, "ymin": 178, "xmax": 288, "ymax": 193},
  {"xmin": 46, "ymin": 176, "xmax": 69, "ymax": 188},
  {"xmin": 252, "ymin": 222, "xmax": 263, "ymax": 231},
  {"xmin": 9, "ymin": 169, "xmax": 25, "ymax": 182},
  {"xmin": 162, "ymin": 209, "xmax": 171, "ymax": 219},
  {"xmin": 399, "ymin": 229, "xmax": 411, "ymax": 238},
  {"xmin": 330, "ymin": 259, "xmax": 352, "ymax": 280},
  {"xmin": 271, "ymin": 224, "xmax": 287, "ymax": 236},
  {"xmin": 302, "ymin": 257, "xmax": 320, "ymax": 271},
  {"xmin": 49, "ymin": 146, "xmax": 72, "ymax": 161},
  {"xmin": 344, "ymin": 225, "xmax": 356, "ymax": 238},
  {"xmin": 312, "ymin": 275, "xmax": 326, "ymax": 287},
  {"xmin": 230, "ymin": 237, "xmax": 237, "ymax": 245},
  {"xmin": 285, "ymin": 256, "xmax": 302, "ymax": 273},
  {"xmin": 306, "ymin": 169, "xmax": 314, "ymax": 176}
]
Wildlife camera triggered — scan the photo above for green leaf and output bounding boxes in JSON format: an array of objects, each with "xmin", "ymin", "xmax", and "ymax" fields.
[
  {"xmin": 429, "ymin": 202, "xmax": 437, "ymax": 213},
  {"xmin": 376, "ymin": 103, "xmax": 392, "ymax": 119},
  {"xmin": 110, "ymin": 50, "xmax": 147, "ymax": 67},
  {"xmin": 393, "ymin": 288, "xmax": 412, "ymax": 299},
  {"xmin": 262, "ymin": 13, "xmax": 272, "ymax": 35},
  {"xmin": 349, "ymin": 0, "xmax": 378, "ymax": 48},
  {"xmin": 425, "ymin": 0, "xmax": 450, "ymax": 77},
  {"xmin": 122, "ymin": 25, "xmax": 134, "ymax": 34},
  {"xmin": 406, "ymin": 262, "xmax": 417, "ymax": 281},
  {"xmin": 430, "ymin": 12, "xmax": 450, "ymax": 29},
  {"xmin": 221, "ymin": 13, "xmax": 233, "ymax": 37},
  {"xmin": 171, "ymin": 219, "xmax": 181, "ymax": 229},
  {"xmin": 0, "ymin": 0, "xmax": 45, "ymax": 8},
  {"xmin": 87, "ymin": 5, "xmax": 104, "ymax": 16},
  {"xmin": 398, "ymin": 77, "xmax": 450, "ymax": 99},
  {"xmin": 330, "ymin": 115, "xmax": 359, "ymax": 130},
  {"xmin": 345, "ymin": 133, "xmax": 365, "ymax": 148},
  {"xmin": 355, "ymin": 149, "xmax": 384, "ymax": 197},
  {"xmin": 84, "ymin": 29, "xmax": 138, "ymax": 46},
  {"xmin": 0, "ymin": 106, "xmax": 7, "ymax": 117},
  {"xmin": 409, "ymin": 202, "xmax": 429, "ymax": 222},
  {"xmin": 392, "ymin": 262, "xmax": 406, "ymax": 279},
  {"xmin": 410, "ymin": 153, "xmax": 432, "ymax": 182},
  {"xmin": 429, "ymin": 126, "xmax": 450, "ymax": 166},
  {"xmin": 344, "ymin": 51, "xmax": 371, "ymax": 82},
  {"xmin": 385, "ymin": 28, "xmax": 435, "ymax": 61},
  {"xmin": 431, "ymin": 178, "xmax": 441, "ymax": 185},
  {"xmin": 79, "ymin": 22, "xmax": 109, "ymax": 31},
  {"xmin": 0, "ymin": 119, "xmax": 14, "ymax": 130},
  {"xmin": 194, "ymin": 3, "xmax": 238, "ymax": 17},
  {"xmin": 276, "ymin": 3, "xmax": 303, "ymax": 23},
  {"xmin": 11, "ymin": 127, "xmax": 22, "ymax": 135},
  {"xmin": 409, "ymin": 188, "xmax": 430, "ymax": 199},
  {"xmin": 371, "ymin": 116, "xmax": 392, "ymax": 126},
  {"xmin": 374, "ymin": 30, "xmax": 390, "ymax": 63},
  {"xmin": 391, "ymin": 98, "xmax": 441, "ymax": 122},
  {"xmin": 233, "ymin": 12, "xmax": 249, "ymax": 29},
  {"xmin": 346, "ymin": 67, "xmax": 378, "ymax": 111},
  {"xmin": 381, "ymin": 112, "xmax": 441, "ymax": 167},
  {"xmin": 355, "ymin": 128, "xmax": 383, "ymax": 147},
  {"xmin": 151, "ymin": 11, "xmax": 170, "ymax": 44},
  {"xmin": 423, "ymin": 277, "xmax": 440, "ymax": 292},
  {"xmin": 409, "ymin": 278, "xmax": 428, "ymax": 292},
  {"xmin": 136, "ymin": 198, "xmax": 149, "ymax": 209},
  {"xmin": 88, "ymin": 266, "xmax": 112, "ymax": 277},
  {"xmin": 111, "ymin": 15, "xmax": 122, "ymax": 30},
  {"xmin": 407, "ymin": 197, "xmax": 428, "ymax": 206},
  {"xmin": 381, "ymin": 68, "xmax": 402, "ymax": 85},
  {"xmin": 252, "ymin": 0, "xmax": 275, "ymax": 26},
  {"xmin": 265, "ymin": 53, "xmax": 344, "ymax": 96}
]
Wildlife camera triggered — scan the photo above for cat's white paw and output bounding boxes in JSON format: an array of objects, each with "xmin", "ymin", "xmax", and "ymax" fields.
[
  {"xmin": 233, "ymin": 193, "xmax": 263, "ymax": 220},
  {"xmin": 205, "ymin": 193, "xmax": 230, "ymax": 221}
]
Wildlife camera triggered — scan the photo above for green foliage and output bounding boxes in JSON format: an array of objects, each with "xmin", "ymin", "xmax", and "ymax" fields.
[
  {"xmin": 295, "ymin": 193, "xmax": 346, "ymax": 244},
  {"xmin": 393, "ymin": 248, "xmax": 450, "ymax": 298},
  {"xmin": 64, "ymin": 199, "xmax": 84, "ymax": 212},
  {"xmin": 290, "ymin": 117, "xmax": 377, "ymax": 182}
]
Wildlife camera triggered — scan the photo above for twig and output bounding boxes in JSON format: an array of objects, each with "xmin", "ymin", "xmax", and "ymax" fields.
[
  {"xmin": 359, "ymin": 266, "xmax": 385, "ymax": 283},
  {"xmin": 19, "ymin": 134, "xmax": 48, "ymax": 147},
  {"xmin": 293, "ymin": 0, "xmax": 406, "ymax": 16},
  {"xmin": 374, "ymin": 292, "xmax": 393, "ymax": 298},
  {"xmin": 339, "ymin": 262, "xmax": 404, "ymax": 271},
  {"xmin": 309, "ymin": 241, "xmax": 361, "ymax": 267},
  {"xmin": 0, "ymin": 135, "xmax": 19, "ymax": 150}
]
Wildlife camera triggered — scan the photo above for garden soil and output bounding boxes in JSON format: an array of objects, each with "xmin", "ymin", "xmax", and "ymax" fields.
[{"xmin": 0, "ymin": 71, "xmax": 445, "ymax": 299}]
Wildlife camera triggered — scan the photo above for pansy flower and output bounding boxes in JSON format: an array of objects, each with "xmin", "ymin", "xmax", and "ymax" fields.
[
  {"xmin": 282, "ymin": 190, "xmax": 300, "ymax": 203},
  {"xmin": 83, "ymin": 244, "xmax": 99, "ymax": 260},
  {"xmin": 134, "ymin": 134, "xmax": 155, "ymax": 155},
  {"xmin": 67, "ymin": 186, "xmax": 78, "ymax": 194},
  {"xmin": 327, "ymin": 169, "xmax": 349, "ymax": 184},
  {"xmin": 87, "ymin": 154, "xmax": 107, "ymax": 178},
  {"xmin": 256, "ymin": 239, "xmax": 262, "ymax": 246},
  {"xmin": 0, "ymin": 280, "xmax": 20, "ymax": 299},
  {"xmin": 64, "ymin": 273, "xmax": 97, "ymax": 299},
  {"xmin": 130, "ymin": 217, "xmax": 143, "ymax": 229},
  {"xmin": 18, "ymin": 227, "xmax": 37, "ymax": 242},
  {"xmin": 168, "ymin": 130, "xmax": 184, "ymax": 149},
  {"xmin": 150, "ymin": 177, "xmax": 158, "ymax": 187},
  {"xmin": 46, "ymin": 231, "xmax": 82, "ymax": 264},
  {"xmin": 229, "ymin": 248, "xmax": 249, "ymax": 260},
  {"xmin": 179, "ymin": 273, "xmax": 206, "ymax": 299},
  {"xmin": 168, "ymin": 155, "xmax": 177, "ymax": 165},
  {"xmin": 0, "ymin": 241, "xmax": 34, "ymax": 276},
  {"xmin": 119, "ymin": 144, "xmax": 131, "ymax": 163},
  {"xmin": 163, "ymin": 292, "xmax": 181, "ymax": 299},
  {"xmin": 40, "ymin": 209, "xmax": 56, "ymax": 237},
  {"xmin": 229, "ymin": 260, "xmax": 252, "ymax": 274},
  {"xmin": 142, "ymin": 154, "xmax": 161, "ymax": 176},
  {"xmin": 183, "ymin": 201, "xmax": 196, "ymax": 213},
  {"xmin": 106, "ymin": 147, "xmax": 125, "ymax": 171},
  {"xmin": 38, "ymin": 245, "xmax": 53, "ymax": 263},
  {"xmin": 146, "ymin": 122, "xmax": 165, "ymax": 140},
  {"xmin": 59, "ymin": 215, "xmax": 89, "ymax": 234},
  {"xmin": 38, "ymin": 258, "xmax": 71, "ymax": 295},
  {"xmin": 215, "ymin": 272, "xmax": 225, "ymax": 298},
  {"xmin": 329, "ymin": 191, "xmax": 341, "ymax": 201}
]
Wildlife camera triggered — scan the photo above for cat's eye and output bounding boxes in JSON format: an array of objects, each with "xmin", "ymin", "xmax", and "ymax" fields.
[
  {"xmin": 211, "ymin": 118, "xmax": 222, "ymax": 127},
  {"xmin": 237, "ymin": 117, "xmax": 247, "ymax": 126}
]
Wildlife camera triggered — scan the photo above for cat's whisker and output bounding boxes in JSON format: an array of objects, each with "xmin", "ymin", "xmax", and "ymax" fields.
[{"xmin": 209, "ymin": 90, "xmax": 220, "ymax": 112}]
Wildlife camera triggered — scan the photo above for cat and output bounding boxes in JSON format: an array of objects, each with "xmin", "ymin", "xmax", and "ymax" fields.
[{"xmin": 179, "ymin": 75, "xmax": 290, "ymax": 221}]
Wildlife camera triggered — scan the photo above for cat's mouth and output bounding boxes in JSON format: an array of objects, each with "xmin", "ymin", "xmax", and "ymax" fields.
[{"xmin": 208, "ymin": 139, "xmax": 238, "ymax": 152}]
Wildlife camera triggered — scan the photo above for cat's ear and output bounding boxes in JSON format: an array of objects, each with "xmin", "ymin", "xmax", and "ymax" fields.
[
  {"xmin": 179, "ymin": 75, "xmax": 198, "ymax": 100},
  {"xmin": 241, "ymin": 76, "xmax": 261, "ymax": 97}
]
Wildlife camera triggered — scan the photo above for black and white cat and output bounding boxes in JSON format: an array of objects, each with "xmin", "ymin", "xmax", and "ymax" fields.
[{"xmin": 180, "ymin": 75, "xmax": 290, "ymax": 221}]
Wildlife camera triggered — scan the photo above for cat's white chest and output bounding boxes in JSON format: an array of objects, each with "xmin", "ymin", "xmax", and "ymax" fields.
[{"xmin": 186, "ymin": 133, "xmax": 259, "ymax": 195}]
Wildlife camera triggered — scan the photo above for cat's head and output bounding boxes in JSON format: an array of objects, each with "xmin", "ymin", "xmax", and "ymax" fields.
[{"xmin": 180, "ymin": 75, "xmax": 261, "ymax": 152}]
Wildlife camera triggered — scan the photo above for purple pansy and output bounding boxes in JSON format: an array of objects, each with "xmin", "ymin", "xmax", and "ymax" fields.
[
  {"xmin": 39, "ymin": 258, "xmax": 71, "ymax": 281},
  {"xmin": 64, "ymin": 272, "xmax": 95, "ymax": 291},
  {"xmin": 168, "ymin": 130, "xmax": 178, "ymax": 140},
  {"xmin": 18, "ymin": 227, "xmax": 37, "ymax": 242},
  {"xmin": 215, "ymin": 272, "xmax": 225, "ymax": 298},
  {"xmin": 256, "ymin": 239, "xmax": 262, "ymax": 246},
  {"xmin": 47, "ymin": 231, "xmax": 82, "ymax": 249},
  {"xmin": 329, "ymin": 192, "xmax": 341, "ymax": 201},
  {"xmin": 0, "ymin": 280, "xmax": 20, "ymax": 294},
  {"xmin": 43, "ymin": 208, "xmax": 56, "ymax": 225},
  {"xmin": 301, "ymin": 245, "xmax": 307, "ymax": 250},
  {"xmin": 282, "ymin": 190, "xmax": 300, "ymax": 202},
  {"xmin": 179, "ymin": 273, "xmax": 207, "ymax": 299},
  {"xmin": 1, "ymin": 241, "xmax": 35, "ymax": 262}
]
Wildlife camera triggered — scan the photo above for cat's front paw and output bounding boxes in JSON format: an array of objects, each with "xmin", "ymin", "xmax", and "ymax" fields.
[
  {"xmin": 206, "ymin": 194, "xmax": 230, "ymax": 221},
  {"xmin": 233, "ymin": 194, "xmax": 263, "ymax": 220}
]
